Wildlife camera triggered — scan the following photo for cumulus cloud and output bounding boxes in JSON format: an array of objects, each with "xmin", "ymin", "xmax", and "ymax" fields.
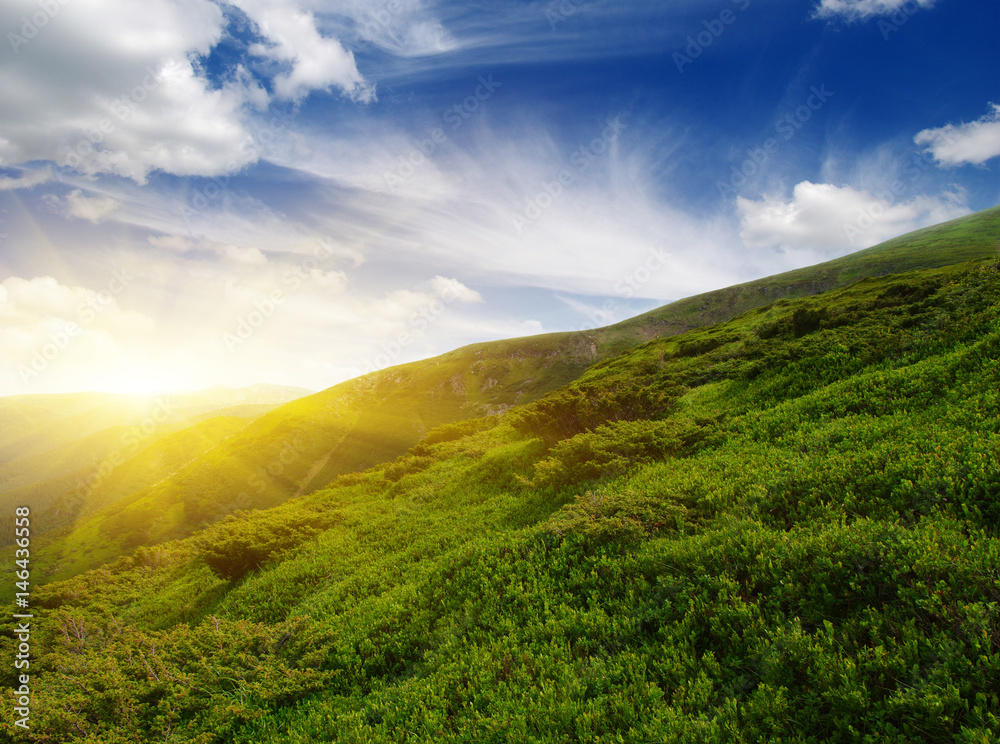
[
  {"xmin": 738, "ymin": 181, "xmax": 969, "ymax": 253},
  {"xmin": 430, "ymin": 276, "xmax": 483, "ymax": 303},
  {"xmin": 237, "ymin": 2, "xmax": 374, "ymax": 102},
  {"xmin": 0, "ymin": 0, "xmax": 374, "ymax": 181},
  {"xmin": 0, "ymin": 0, "xmax": 252, "ymax": 182},
  {"xmin": 0, "ymin": 167, "xmax": 52, "ymax": 191},
  {"xmin": 914, "ymin": 103, "xmax": 1000, "ymax": 167},
  {"xmin": 0, "ymin": 275, "xmax": 154, "ymax": 334},
  {"xmin": 45, "ymin": 190, "xmax": 121, "ymax": 223},
  {"xmin": 814, "ymin": 0, "xmax": 935, "ymax": 21}
]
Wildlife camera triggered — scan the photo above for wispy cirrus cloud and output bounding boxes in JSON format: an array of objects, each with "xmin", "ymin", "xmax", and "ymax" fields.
[
  {"xmin": 813, "ymin": 0, "xmax": 935, "ymax": 22},
  {"xmin": 0, "ymin": 167, "xmax": 53, "ymax": 191}
]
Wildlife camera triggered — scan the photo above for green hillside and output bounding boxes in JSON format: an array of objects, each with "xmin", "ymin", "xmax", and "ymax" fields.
[
  {"xmin": 4, "ymin": 253, "xmax": 997, "ymax": 742},
  {"xmin": 43, "ymin": 416, "xmax": 253, "ymax": 528},
  {"xmin": 0, "ymin": 423, "xmax": 186, "ymax": 545},
  {"xmin": 0, "ymin": 424, "xmax": 174, "ymax": 496},
  {"xmin": 0, "ymin": 393, "xmax": 170, "ymax": 466},
  {"xmin": 0, "ymin": 388, "xmax": 308, "ymax": 556},
  {"xmin": 0, "ymin": 385, "xmax": 309, "ymax": 468},
  {"xmin": 617, "ymin": 203, "xmax": 1000, "ymax": 342},
  {"xmin": 23, "ymin": 207, "xmax": 1000, "ymax": 586}
]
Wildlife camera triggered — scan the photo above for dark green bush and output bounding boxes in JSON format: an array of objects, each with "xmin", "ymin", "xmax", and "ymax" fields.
[
  {"xmin": 533, "ymin": 417, "xmax": 709, "ymax": 488},
  {"xmin": 200, "ymin": 511, "xmax": 334, "ymax": 581},
  {"xmin": 509, "ymin": 382, "xmax": 678, "ymax": 445}
]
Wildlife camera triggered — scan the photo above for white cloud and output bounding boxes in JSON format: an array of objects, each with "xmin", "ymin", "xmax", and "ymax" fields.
[
  {"xmin": 0, "ymin": 0, "xmax": 374, "ymax": 181},
  {"xmin": 0, "ymin": 273, "xmax": 163, "ymax": 393},
  {"xmin": 0, "ymin": 167, "xmax": 52, "ymax": 191},
  {"xmin": 147, "ymin": 235, "xmax": 197, "ymax": 253},
  {"xmin": 308, "ymin": 269, "xmax": 349, "ymax": 292},
  {"xmin": 814, "ymin": 0, "xmax": 935, "ymax": 21},
  {"xmin": 0, "ymin": 275, "xmax": 154, "ymax": 334},
  {"xmin": 0, "ymin": 0, "xmax": 252, "ymax": 182},
  {"xmin": 235, "ymin": 1, "xmax": 374, "ymax": 102},
  {"xmin": 341, "ymin": 0, "xmax": 457, "ymax": 57},
  {"xmin": 431, "ymin": 276, "xmax": 483, "ymax": 303},
  {"xmin": 147, "ymin": 235, "xmax": 267, "ymax": 265},
  {"xmin": 277, "ymin": 117, "xmax": 743, "ymax": 302},
  {"xmin": 45, "ymin": 189, "xmax": 121, "ymax": 223},
  {"xmin": 914, "ymin": 103, "xmax": 1000, "ymax": 167},
  {"xmin": 738, "ymin": 181, "xmax": 970, "ymax": 254}
]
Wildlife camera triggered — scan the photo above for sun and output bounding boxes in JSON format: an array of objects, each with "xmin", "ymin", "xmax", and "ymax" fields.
[{"xmin": 85, "ymin": 362, "xmax": 205, "ymax": 397}]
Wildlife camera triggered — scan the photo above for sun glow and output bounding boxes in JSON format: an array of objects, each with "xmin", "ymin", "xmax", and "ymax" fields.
[{"xmin": 68, "ymin": 359, "xmax": 209, "ymax": 397}]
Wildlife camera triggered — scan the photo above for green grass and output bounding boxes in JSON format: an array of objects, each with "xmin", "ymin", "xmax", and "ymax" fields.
[{"xmin": 4, "ymin": 252, "xmax": 999, "ymax": 742}]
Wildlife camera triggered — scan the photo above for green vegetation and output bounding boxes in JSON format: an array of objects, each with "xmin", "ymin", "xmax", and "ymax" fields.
[
  {"xmin": 17, "ymin": 206, "xmax": 998, "ymax": 587},
  {"xmin": 3, "ymin": 248, "xmax": 998, "ymax": 742}
]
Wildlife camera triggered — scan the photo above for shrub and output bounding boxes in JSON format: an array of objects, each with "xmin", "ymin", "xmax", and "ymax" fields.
[
  {"xmin": 200, "ymin": 510, "xmax": 335, "ymax": 582},
  {"xmin": 509, "ymin": 383, "xmax": 679, "ymax": 445},
  {"xmin": 532, "ymin": 417, "xmax": 710, "ymax": 488}
]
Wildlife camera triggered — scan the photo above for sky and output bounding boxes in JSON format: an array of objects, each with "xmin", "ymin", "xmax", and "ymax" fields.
[{"xmin": 0, "ymin": 0, "xmax": 998, "ymax": 396}]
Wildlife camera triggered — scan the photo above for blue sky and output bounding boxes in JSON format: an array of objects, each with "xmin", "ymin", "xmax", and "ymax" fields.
[{"xmin": 0, "ymin": 0, "xmax": 997, "ymax": 395}]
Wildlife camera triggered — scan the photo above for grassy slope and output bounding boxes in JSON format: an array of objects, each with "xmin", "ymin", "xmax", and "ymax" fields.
[
  {"xmin": 50, "ymin": 416, "xmax": 253, "ymax": 523},
  {"xmin": 618, "ymin": 203, "xmax": 1000, "ymax": 341},
  {"xmin": 7, "ymin": 257, "xmax": 998, "ymax": 742},
  {"xmin": 27, "ymin": 207, "xmax": 1000, "ymax": 584}
]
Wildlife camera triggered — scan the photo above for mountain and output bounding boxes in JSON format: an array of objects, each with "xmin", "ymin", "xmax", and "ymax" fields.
[
  {"xmin": 0, "ymin": 386, "xmax": 310, "ymax": 550},
  {"xmin": 18, "ymin": 206, "xmax": 1000, "ymax": 585},
  {"xmin": 0, "ymin": 384, "xmax": 310, "ymax": 468},
  {"xmin": 40, "ymin": 416, "xmax": 253, "ymax": 528},
  {"xmin": 6, "ymin": 242, "xmax": 997, "ymax": 742}
]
